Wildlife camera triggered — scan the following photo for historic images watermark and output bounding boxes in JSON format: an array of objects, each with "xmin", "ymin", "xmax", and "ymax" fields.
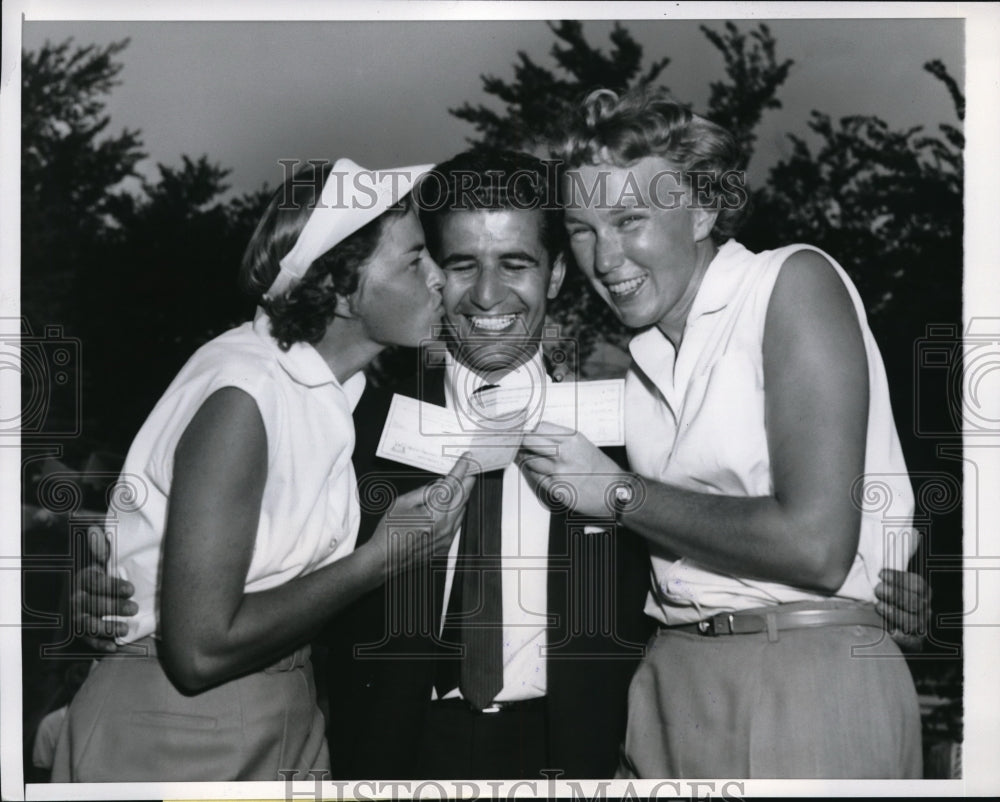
[
  {"xmin": 2, "ymin": 319, "xmax": 82, "ymax": 440},
  {"xmin": 274, "ymin": 158, "xmax": 750, "ymax": 214},
  {"xmin": 279, "ymin": 772, "xmax": 747, "ymax": 801}
]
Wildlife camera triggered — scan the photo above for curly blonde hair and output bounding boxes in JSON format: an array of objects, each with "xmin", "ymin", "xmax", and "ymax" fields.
[{"xmin": 554, "ymin": 87, "xmax": 750, "ymax": 243}]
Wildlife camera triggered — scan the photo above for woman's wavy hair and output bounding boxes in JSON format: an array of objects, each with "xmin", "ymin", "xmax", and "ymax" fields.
[
  {"xmin": 239, "ymin": 161, "xmax": 411, "ymax": 350},
  {"xmin": 554, "ymin": 87, "xmax": 750, "ymax": 243}
]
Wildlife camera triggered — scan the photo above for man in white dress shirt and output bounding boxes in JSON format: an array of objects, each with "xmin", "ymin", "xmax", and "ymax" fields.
[{"xmin": 327, "ymin": 149, "xmax": 653, "ymax": 779}]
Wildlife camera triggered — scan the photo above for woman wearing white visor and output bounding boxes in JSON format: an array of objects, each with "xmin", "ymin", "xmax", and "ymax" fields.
[{"xmin": 52, "ymin": 159, "xmax": 475, "ymax": 782}]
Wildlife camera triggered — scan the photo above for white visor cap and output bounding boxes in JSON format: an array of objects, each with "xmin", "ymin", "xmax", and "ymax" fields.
[{"xmin": 264, "ymin": 157, "xmax": 435, "ymax": 300}]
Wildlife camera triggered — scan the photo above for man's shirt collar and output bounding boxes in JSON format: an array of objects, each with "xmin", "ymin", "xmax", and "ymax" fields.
[{"xmin": 443, "ymin": 348, "xmax": 547, "ymax": 411}]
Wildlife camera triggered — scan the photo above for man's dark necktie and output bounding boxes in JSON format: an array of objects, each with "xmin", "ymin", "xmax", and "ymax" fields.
[{"xmin": 436, "ymin": 387, "xmax": 505, "ymax": 710}]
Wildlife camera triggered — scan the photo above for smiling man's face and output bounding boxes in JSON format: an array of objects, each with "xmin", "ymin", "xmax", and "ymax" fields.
[{"xmin": 434, "ymin": 208, "xmax": 565, "ymax": 375}]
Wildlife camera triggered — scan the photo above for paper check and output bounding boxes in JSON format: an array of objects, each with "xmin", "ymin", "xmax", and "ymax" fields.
[
  {"xmin": 484, "ymin": 379, "xmax": 626, "ymax": 447},
  {"xmin": 375, "ymin": 380, "xmax": 625, "ymax": 475}
]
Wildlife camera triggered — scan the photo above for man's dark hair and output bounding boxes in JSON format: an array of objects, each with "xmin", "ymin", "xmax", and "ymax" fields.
[{"xmin": 416, "ymin": 148, "xmax": 566, "ymax": 264}]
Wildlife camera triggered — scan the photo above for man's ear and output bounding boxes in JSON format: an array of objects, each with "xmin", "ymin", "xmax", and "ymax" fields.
[
  {"xmin": 691, "ymin": 206, "xmax": 719, "ymax": 244},
  {"xmin": 546, "ymin": 253, "xmax": 567, "ymax": 300}
]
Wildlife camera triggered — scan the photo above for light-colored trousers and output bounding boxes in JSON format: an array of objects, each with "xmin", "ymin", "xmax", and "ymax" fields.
[
  {"xmin": 51, "ymin": 638, "xmax": 329, "ymax": 782},
  {"xmin": 617, "ymin": 604, "xmax": 923, "ymax": 779}
]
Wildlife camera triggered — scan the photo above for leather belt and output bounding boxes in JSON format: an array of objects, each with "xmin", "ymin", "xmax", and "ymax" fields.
[
  {"xmin": 432, "ymin": 696, "xmax": 547, "ymax": 715},
  {"xmin": 668, "ymin": 605, "xmax": 883, "ymax": 638}
]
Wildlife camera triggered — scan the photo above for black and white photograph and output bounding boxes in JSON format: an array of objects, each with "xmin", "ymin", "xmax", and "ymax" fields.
[{"xmin": 1, "ymin": 1, "xmax": 997, "ymax": 799}]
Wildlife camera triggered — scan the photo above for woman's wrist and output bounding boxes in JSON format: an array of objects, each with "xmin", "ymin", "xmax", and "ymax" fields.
[
  {"xmin": 351, "ymin": 536, "xmax": 389, "ymax": 589},
  {"xmin": 611, "ymin": 471, "xmax": 644, "ymax": 528}
]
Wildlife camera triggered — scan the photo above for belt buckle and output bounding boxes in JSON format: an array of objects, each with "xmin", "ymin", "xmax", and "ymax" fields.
[
  {"xmin": 697, "ymin": 613, "xmax": 735, "ymax": 636},
  {"xmin": 480, "ymin": 704, "xmax": 502, "ymax": 714}
]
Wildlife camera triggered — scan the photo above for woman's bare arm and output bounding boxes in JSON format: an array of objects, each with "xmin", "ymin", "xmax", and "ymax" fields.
[
  {"xmin": 520, "ymin": 250, "xmax": 869, "ymax": 593},
  {"xmin": 159, "ymin": 387, "xmax": 472, "ymax": 692}
]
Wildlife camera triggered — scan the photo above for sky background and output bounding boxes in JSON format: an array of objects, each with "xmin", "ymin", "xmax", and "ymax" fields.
[{"xmin": 21, "ymin": 16, "xmax": 964, "ymax": 198}]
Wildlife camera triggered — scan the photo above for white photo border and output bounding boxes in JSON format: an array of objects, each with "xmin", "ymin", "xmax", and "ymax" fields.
[{"xmin": 2, "ymin": 1, "xmax": 996, "ymax": 800}]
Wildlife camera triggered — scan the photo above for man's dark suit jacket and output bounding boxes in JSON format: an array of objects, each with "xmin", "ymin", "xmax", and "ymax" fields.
[{"xmin": 324, "ymin": 365, "xmax": 653, "ymax": 780}]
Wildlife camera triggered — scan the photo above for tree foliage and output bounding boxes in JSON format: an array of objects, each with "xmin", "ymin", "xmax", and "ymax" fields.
[
  {"xmin": 450, "ymin": 21, "xmax": 669, "ymax": 153},
  {"xmin": 21, "ymin": 39, "xmax": 265, "ymax": 449},
  {"xmin": 21, "ymin": 39, "xmax": 145, "ymax": 326},
  {"xmin": 700, "ymin": 22, "xmax": 793, "ymax": 163},
  {"xmin": 20, "ymin": 39, "xmax": 145, "ymax": 225},
  {"xmin": 748, "ymin": 59, "xmax": 963, "ymax": 330}
]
